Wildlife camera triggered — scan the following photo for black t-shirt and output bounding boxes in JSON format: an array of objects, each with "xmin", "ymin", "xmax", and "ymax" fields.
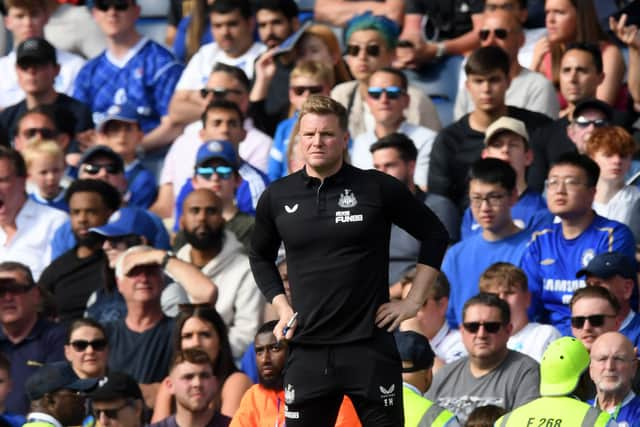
[
  {"xmin": 405, "ymin": 0, "xmax": 484, "ymax": 40},
  {"xmin": 250, "ymin": 164, "xmax": 449, "ymax": 345},
  {"xmin": 167, "ymin": 0, "xmax": 183, "ymax": 27},
  {"xmin": 428, "ymin": 106, "xmax": 552, "ymax": 212},
  {"xmin": 105, "ymin": 316, "xmax": 175, "ymax": 383},
  {"xmin": 38, "ymin": 248, "xmax": 108, "ymax": 323},
  {"xmin": 149, "ymin": 413, "xmax": 231, "ymax": 427},
  {"xmin": 0, "ymin": 93, "xmax": 94, "ymax": 142}
]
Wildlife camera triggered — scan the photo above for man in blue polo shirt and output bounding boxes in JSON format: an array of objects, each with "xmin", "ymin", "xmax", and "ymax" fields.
[
  {"xmin": 0, "ymin": 262, "xmax": 65, "ymax": 414},
  {"xmin": 521, "ymin": 153, "xmax": 636, "ymax": 336}
]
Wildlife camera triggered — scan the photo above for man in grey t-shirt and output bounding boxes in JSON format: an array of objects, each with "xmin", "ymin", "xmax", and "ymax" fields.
[{"xmin": 426, "ymin": 293, "xmax": 539, "ymax": 423}]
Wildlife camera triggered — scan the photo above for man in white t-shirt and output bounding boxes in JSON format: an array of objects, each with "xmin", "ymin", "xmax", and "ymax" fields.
[
  {"xmin": 168, "ymin": 0, "xmax": 266, "ymax": 127},
  {"xmin": 479, "ymin": 262, "xmax": 560, "ymax": 362},
  {"xmin": 0, "ymin": 0, "xmax": 84, "ymax": 108}
]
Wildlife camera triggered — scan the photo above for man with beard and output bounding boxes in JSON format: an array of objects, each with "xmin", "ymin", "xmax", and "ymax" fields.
[
  {"xmin": 150, "ymin": 348, "xmax": 231, "ymax": 427},
  {"xmin": 178, "ymin": 187, "xmax": 263, "ymax": 359},
  {"xmin": 38, "ymin": 179, "xmax": 121, "ymax": 323},
  {"xmin": 230, "ymin": 321, "xmax": 360, "ymax": 427}
]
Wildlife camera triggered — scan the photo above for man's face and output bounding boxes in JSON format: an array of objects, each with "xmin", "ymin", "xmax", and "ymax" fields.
[
  {"xmin": 366, "ymin": 71, "xmax": 409, "ymax": 128},
  {"xmin": 590, "ymin": 333, "xmax": 636, "ymax": 396},
  {"xmin": 78, "ymin": 154, "xmax": 127, "ymax": 194},
  {"xmin": 479, "ymin": 12, "xmax": 523, "ymax": 62},
  {"xmin": 590, "ymin": 149, "xmax": 631, "ymax": 184},
  {"xmin": 567, "ymin": 109, "xmax": 609, "ymax": 153},
  {"xmin": 13, "ymin": 112, "xmax": 58, "ymax": 152},
  {"xmin": 545, "ymin": 164, "xmax": 595, "ymax": 218},
  {"xmin": 571, "ymin": 296, "xmax": 618, "ymax": 351},
  {"xmin": 97, "ymin": 121, "xmax": 143, "ymax": 162},
  {"xmin": 461, "ymin": 304, "xmax": 511, "ymax": 360},
  {"xmin": 465, "ymin": 70, "xmax": 509, "ymax": 113},
  {"xmin": 181, "ymin": 190, "xmax": 225, "ymax": 250},
  {"xmin": 288, "ymin": 75, "xmax": 331, "ymax": 112},
  {"xmin": 482, "ymin": 132, "xmax": 532, "ymax": 176},
  {"xmin": 256, "ymin": 9, "xmax": 295, "ymax": 49},
  {"xmin": 192, "ymin": 159, "xmax": 240, "ymax": 204},
  {"xmin": 0, "ymin": 269, "xmax": 39, "ymax": 327},
  {"xmin": 202, "ymin": 72, "xmax": 249, "ymax": 114},
  {"xmin": 92, "ymin": 0, "xmax": 140, "ymax": 39},
  {"xmin": 200, "ymin": 108, "xmax": 246, "ymax": 145},
  {"xmin": 559, "ymin": 50, "xmax": 603, "ymax": 105},
  {"xmin": 482, "ymin": 282, "xmax": 531, "ymax": 321},
  {"xmin": 117, "ymin": 264, "xmax": 164, "ymax": 304},
  {"xmin": 255, "ymin": 332, "xmax": 287, "ymax": 390},
  {"xmin": 170, "ymin": 362, "xmax": 217, "ymax": 413},
  {"xmin": 298, "ymin": 113, "xmax": 349, "ymax": 175},
  {"xmin": 92, "ymin": 398, "xmax": 141, "ymax": 427},
  {"xmin": 210, "ymin": 10, "xmax": 253, "ymax": 57},
  {"xmin": 484, "ymin": 0, "xmax": 527, "ymax": 23},
  {"xmin": 4, "ymin": 7, "xmax": 47, "ymax": 43},
  {"xmin": 468, "ymin": 180, "xmax": 515, "ymax": 233},
  {"xmin": 69, "ymin": 191, "xmax": 113, "ymax": 244},
  {"xmin": 0, "ymin": 158, "xmax": 26, "ymax": 226},
  {"xmin": 372, "ymin": 147, "xmax": 414, "ymax": 185},
  {"xmin": 16, "ymin": 61, "xmax": 59, "ymax": 96},
  {"xmin": 345, "ymin": 30, "xmax": 393, "ymax": 83},
  {"xmin": 585, "ymin": 275, "xmax": 633, "ymax": 311}
]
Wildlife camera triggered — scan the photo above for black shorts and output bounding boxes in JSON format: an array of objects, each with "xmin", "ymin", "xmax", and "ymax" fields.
[{"xmin": 283, "ymin": 330, "xmax": 403, "ymax": 427}]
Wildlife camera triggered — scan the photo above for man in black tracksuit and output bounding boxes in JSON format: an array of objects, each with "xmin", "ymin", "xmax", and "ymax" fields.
[{"xmin": 249, "ymin": 95, "xmax": 449, "ymax": 426}]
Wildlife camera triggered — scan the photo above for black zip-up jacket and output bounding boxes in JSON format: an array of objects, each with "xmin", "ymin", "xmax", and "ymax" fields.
[{"xmin": 249, "ymin": 164, "xmax": 449, "ymax": 345}]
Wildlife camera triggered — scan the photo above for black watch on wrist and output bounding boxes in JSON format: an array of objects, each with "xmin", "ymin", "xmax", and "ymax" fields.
[{"xmin": 161, "ymin": 251, "xmax": 176, "ymax": 269}]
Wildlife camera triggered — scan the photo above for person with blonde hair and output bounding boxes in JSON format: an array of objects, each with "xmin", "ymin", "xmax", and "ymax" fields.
[{"xmin": 22, "ymin": 139, "xmax": 67, "ymax": 211}]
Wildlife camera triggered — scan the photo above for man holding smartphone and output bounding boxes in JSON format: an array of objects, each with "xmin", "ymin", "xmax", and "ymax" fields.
[{"xmin": 249, "ymin": 95, "xmax": 449, "ymax": 427}]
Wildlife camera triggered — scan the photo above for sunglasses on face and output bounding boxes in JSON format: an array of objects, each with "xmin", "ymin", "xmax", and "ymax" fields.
[
  {"xmin": 346, "ymin": 44, "xmax": 381, "ymax": 57},
  {"xmin": 69, "ymin": 339, "xmax": 108, "ymax": 352},
  {"xmin": 200, "ymin": 87, "xmax": 243, "ymax": 99},
  {"xmin": 290, "ymin": 85, "xmax": 324, "ymax": 96},
  {"xmin": 95, "ymin": 0, "xmax": 130, "ymax": 11},
  {"xmin": 0, "ymin": 278, "xmax": 36, "ymax": 297},
  {"xmin": 573, "ymin": 116, "xmax": 609, "ymax": 128},
  {"xmin": 462, "ymin": 321, "xmax": 503, "ymax": 333},
  {"xmin": 570, "ymin": 314, "xmax": 616, "ymax": 329},
  {"xmin": 367, "ymin": 86, "xmax": 404, "ymax": 100},
  {"xmin": 92, "ymin": 401, "xmax": 133, "ymax": 420},
  {"xmin": 479, "ymin": 28, "xmax": 508, "ymax": 41},
  {"xmin": 20, "ymin": 127, "xmax": 58, "ymax": 140},
  {"xmin": 196, "ymin": 166, "xmax": 234, "ymax": 180},
  {"xmin": 81, "ymin": 163, "xmax": 122, "ymax": 175}
]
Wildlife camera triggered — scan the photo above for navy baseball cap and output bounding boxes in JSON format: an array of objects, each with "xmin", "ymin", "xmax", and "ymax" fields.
[
  {"xmin": 96, "ymin": 104, "xmax": 139, "ymax": 132},
  {"xmin": 90, "ymin": 207, "xmax": 157, "ymax": 243},
  {"xmin": 89, "ymin": 372, "xmax": 143, "ymax": 401},
  {"xmin": 16, "ymin": 37, "xmax": 57, "ymax": 66},
  {"xmin": 576, "ymin": 252, "xmax": 637, "ymax": 280},
  {"xmin": 78, "ymin": 145, "xmax": 125, "ymax": 172},
  {"xmin": 196, "ymin": 140, "xmax": 238, "ymax": 168},
  {"xmin": 394, "ymin": 330, "xmax": 435, "ymax": 372},
  {"xmin": 26, "ymin": 362, "xmax": 97, "ymax": 400}
]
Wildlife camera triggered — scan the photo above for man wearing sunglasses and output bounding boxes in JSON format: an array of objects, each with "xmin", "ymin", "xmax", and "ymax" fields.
[
  {"xmin": 88, "ymin": 372, "xmax": 145, "ymax": 427},
  {"xmin": 570, "ymin": 286, "xmax": 621, "ymax": 353},
  {"xmin": 426, "ymin": 293, "xmax": 539, "ymax": 424},
  {"xmin": 454, "ymin": 10, "xmax": 559, "ymax": 120}
]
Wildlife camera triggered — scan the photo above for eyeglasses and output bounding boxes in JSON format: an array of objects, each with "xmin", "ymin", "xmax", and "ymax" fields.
[
  {"xmin": 469, "ymin": 192, "xmax": 508, "ymax": 207},
  {"xmin": 545, "ymin": 177, "xmax": 587, "ymax": 191},
  {"xmin": 346, "ymin": 44, "xmax": 381, "ymax": 57},
  {"xmin": 290, "ymin": 85, "xmax": 324, "ymax": 96},
  {"xmin": 571, "ymin": 314, "xmax": 616, "ymax": 329},
  {"xmin": 479, "ymin": 28, "xmax": 508, "ymax": 41},
  {"xmin": 0, "ymin": 279, "xmax": 36, "ymax": 297},
  {"xmin": 92, "ymin": 401, "xmax": 133, "ymax": 420},
  {"xmin": 573, "ymin": 116, "xmax": 609, "ymax": 128},
  {"xmin": 69, "ymin": 339, "xmax": 108, "ymax": 352},
  {"xmin": 195, "ymin": 166, "xmax": 234, "ymax": 180},
  {"xmin": 367, "ymin": 86, "xmax": 404, "ymax": 100},
  {"xmin": 200, "ymin": 87, "xmax": 244, "ymax": 99},
  {"xmin": 20, "ymin": 127, "xmax": 58, "ymax": 140},
  {"xmin": 95, "ymin": 0, "xmax": 130, "ymax": 12},
  {"xmin": 82, "ymin": 163, "xmax": 122, "ymax": 175},
  {"xmin": 462, "ymin": 321, "xmax": 503, "ymax": 333}
]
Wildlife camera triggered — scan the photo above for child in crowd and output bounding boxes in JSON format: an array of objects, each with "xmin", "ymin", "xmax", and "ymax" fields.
[
  {"xmin": 23, "ymin": 139, "xmax": 68, "ymax": 212},
  {"xmin": 96, "ymin": 105, "xmax": 158, "ymax": 209},
  {"xmin": 479, "ymin": 262, "xmax": 561, "ymax": 362},
  {"xmin": 0, "ymin": 354, "xmax": 24, "ymax": 427},
  {"xmin": 267, "ymin": 60, "xmax": 334, "ymax": 181}
]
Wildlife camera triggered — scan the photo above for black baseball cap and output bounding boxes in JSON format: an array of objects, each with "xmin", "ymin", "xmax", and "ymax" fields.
[
  {"xmin": 89, "ymin": 372, "xmax": 143, "ymax": 401},
  {"xmin": 573, "ymin": 98, "xmax": 613, "ymax": 122},
  {"xmin": 26, "ymin": 362, "xmax": 97, "ymax": 400},
  {"xmin": 78, "ymin": 145, "xmax": 125, "ymax": 172},
  {"xmin": 394, "ymin": 330, "xmax": 435, "ymax": 372},
  {"xmin": 16, "ymin": 37, "xmax": 57, "ymax": 66},
  {"xmin": 576, "ymin": 252, "xmax": 636, "ymax": 281}
]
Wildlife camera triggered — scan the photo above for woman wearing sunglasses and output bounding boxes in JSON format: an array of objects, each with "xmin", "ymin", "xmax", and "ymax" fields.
[
  {"xmin": 64, "ymin": 318, "xmax": 109, "ymax": 379},
  {"xmin": 151, "ymin": 304, "xmax": 252, "ymax": 421}
]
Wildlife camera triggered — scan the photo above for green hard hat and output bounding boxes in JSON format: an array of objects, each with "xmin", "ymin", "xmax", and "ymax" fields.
[{"xmin": 540, "ymin": 337, "xmax": 590, "ymax": 396}]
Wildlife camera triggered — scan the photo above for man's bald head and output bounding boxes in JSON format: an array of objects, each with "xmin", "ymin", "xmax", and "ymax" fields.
[
  {"xmin": 184, "ymin": 188, "xmax": 222, "ymax": 207},
  {"xmin": 589, "ymin": 332, "xmax": 637, "ymax": 398}
]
